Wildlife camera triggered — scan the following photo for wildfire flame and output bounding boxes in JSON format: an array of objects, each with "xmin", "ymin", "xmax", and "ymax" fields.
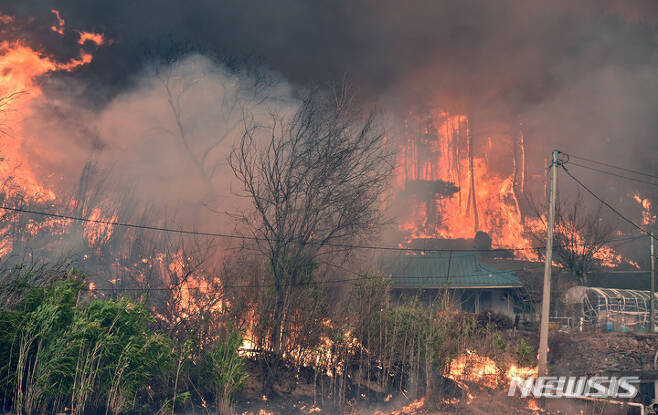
[
  {"xmin": 506, "ymin": 363, "xmax": 538, "ymax": 381},
  {"xmin": 0, "ymin": 11, "xmax": 220, "ymax": 327},
  {"xmin": 0, "ymin": 10, "xmax": 104, "ymax": 204},
  {"xmin": 78, "ymin": 31, "xmax": 105, "ymax": 46},
  {"xmin": 50, "ymin": 9, "xmax": 65, "ymax": 35},
  {"xmin": 634, "ymin": 193, "xmax": 655, "ymax": 226},
  {"xmin": 447, "ymin": 350, "xmax": 500, "ymax": 389},
  {"xmin": 396, "ymin": 108, "xmax": 640, "ymax": 268},
  {"xmin": 0, "ymin": 9, "xmax": 107, "ymax": 257},
  {"xmin": 396, "ymin": 110, "xmax": 542, "ymax": 258},
  {"xmin": 447, "ymin": 351, "xmax": 538, "ymax": 391}
]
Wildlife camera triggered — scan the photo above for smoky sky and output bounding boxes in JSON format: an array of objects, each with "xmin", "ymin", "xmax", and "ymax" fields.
[
  {"xmin": 4, "ymin": 0, "xmax": 658, "ymax": 208},
  {"xmin": 2, "ymin": 0, "xmax": 656, "ymax": 107},
  {"xmin": 1, "ymin": 0, "xmax": 658, "ymax": 266}
]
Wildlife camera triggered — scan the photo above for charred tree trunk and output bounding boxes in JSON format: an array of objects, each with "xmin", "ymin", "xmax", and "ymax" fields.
[
  {"xmin": 467, "ymin": 120, "xmax": 479, "ymax": 232},
  {"xmin": 512, "ymin": 129, "xmax": 527, "ymax": 223}
]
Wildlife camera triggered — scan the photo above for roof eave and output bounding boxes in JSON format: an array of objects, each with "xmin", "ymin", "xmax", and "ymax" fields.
[{"xmin": 392, "ymin": 285, "xmax": 522, "ymax": 289}]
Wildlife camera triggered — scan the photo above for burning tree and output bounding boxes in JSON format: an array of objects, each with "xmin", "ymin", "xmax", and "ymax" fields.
[
  {"xmin": 228, "ymin": 85, "xmax": 394, "ymax": 383},
  {"xmin": 531, "ymin": 194, "xmax": 617, "ymax": 284}
]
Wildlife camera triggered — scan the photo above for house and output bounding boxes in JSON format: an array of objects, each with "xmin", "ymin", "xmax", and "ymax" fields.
[{"xmin": 383, "ymin": 252, "xmax": 524, "ymax": 317}]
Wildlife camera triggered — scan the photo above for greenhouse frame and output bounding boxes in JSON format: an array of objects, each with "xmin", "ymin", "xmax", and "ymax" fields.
[{"xmin": 562, "ymin": 286, "xmax": 658, "ymax": 331}]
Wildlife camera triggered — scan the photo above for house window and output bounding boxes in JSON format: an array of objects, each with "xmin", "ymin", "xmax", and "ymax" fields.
[
  {"xmin": 479, "ymin": 291, "xmax": 492, "ymax": 312},
  {"xmin": 461, "ymin": 291, "xmax": 477, "ymax": 313},
  {"xmin": 461, "ymin": 291, "xmax": 493, "ymax": 313}
]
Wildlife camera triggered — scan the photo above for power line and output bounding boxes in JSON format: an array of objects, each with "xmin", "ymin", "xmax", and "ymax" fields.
[
  {"xmin": 561, "ymin": 165, "xmax": 657, "ymax": 241},
  {"xmin": 567, "ymin": 161, "xmax": 658, "ymax": 187},
  {"xmin": 89, "ymin": 276, "xmax": 367, "ymax": 291},
  {"xmin": 0, "ymin": 204, "xmax": 645, "ymax": 253},
  {"xmin": 0, "ymin": 204, "xmax": 545, "ymax": 253},
  {"xmin": 86, "ymin": 236, "xmax": 644, "ymax": 293},
  {"xmin": 86, "ymin": 265, "xmax": 547, "ymax": 292},
  {"xmin": 608, "ymin": 235, "xmax": 648, "ymax": 249},
  {"xmin": 0, "ymin": 204, "xmax": 260, "ymax": 241},
  {"xmin": 567, "ymin": 153, "xmax": 658, "ymax": 181}
]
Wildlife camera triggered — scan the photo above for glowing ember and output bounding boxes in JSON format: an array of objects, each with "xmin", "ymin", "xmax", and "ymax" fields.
[
  {"xmin": 78, "ymin": 31, "xmax": 105, "ymax": 46},
  {"xmin": 397, "ymin": 398, "xmax": 424, "ymax": 414},
  {"xmin": 374, "ymin": 398, "xmax": 425, "ymax": 415},
  {"xmin": 50, "ymin": 9, "xmax": 65, "ymax": 35},
  {"xmin": 526, "ymin": 398, "xmax": 542, "ymax": 412},
  {"xmin": 634, "ymin": 193, "xmax": 655, "ymax": 226},
  {"xmin": 447, "ymin": 350, "xmax": 500, "ymax": 389},
  {"xmin": 506, "ymin": 364, "xmax": 538, "ymax": 382}
]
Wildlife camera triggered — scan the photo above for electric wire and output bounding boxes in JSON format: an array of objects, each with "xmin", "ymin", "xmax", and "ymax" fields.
[
  {"xmin": 567, "ymin": 153, "xmax": 658, "ymax": 181},
  {"xmin": 1, "ymin": 155, "xmax": 651, "ymax": 292},
  {"xmin": 85, "ymin": 265, "xmax": 547, "ymax": 292},
  {"xmin": 567, "ymin": 161, "xmax": 658, "ymax": 187},
  {"xmin": 560, "ymin": 164, "xmax": 657, "ymax": 240},
  {"xmin": 0, "ymin": 204, "xmax": 645, "ymax": 253}
]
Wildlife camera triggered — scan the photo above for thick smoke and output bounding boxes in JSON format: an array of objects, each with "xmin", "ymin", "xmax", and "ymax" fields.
[
  {"xmin": 21, "ymin": 54, "xmax": 297, "ymax": 230},
  {"xmin": 4, "ymin": 1, "xmax": 655, "ymax": 167},
  {"xmin": 4, "ymin": 0, "xmax": 658, "ymax": 245}
]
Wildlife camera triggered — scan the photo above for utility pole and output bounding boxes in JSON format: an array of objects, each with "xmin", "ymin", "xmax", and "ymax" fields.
[
  {"xmin": 538, "ymin": 150, "xmax": 558, "ymax": 376},
  {"xmin": 649, "ymin": 232, "xmax": 656, "ymax": 333}
]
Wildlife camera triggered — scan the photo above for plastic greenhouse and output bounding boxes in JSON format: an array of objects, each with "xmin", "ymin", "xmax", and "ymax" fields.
[{"xmin": 562, "ymin": 286, "xmax": 658, "ymax": 331}]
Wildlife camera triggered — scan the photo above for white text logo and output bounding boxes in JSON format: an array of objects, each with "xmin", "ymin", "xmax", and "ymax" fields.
[{"xmin": 508, "ymin": 376, "xmax": 639, "ymax": 399}]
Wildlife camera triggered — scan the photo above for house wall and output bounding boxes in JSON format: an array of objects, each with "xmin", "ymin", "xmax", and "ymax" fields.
[
  {"xmin": 391, "ymin": 287, "xmax": 519, "ymax": 317},
  {"xmin": 459, "ymin": 288, "xmax": 515, "ymax": 316}
]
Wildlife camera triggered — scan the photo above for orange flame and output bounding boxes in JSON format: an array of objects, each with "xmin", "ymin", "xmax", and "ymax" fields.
[
  {"xmin": 372, "ymin": 398, "xmax": 425, "ymax": 415},
  {"xmin": 397, "ymin": 110, "xmax": 541, "ymax": 259},
  {"xmin": 396, "ymin": 109, "xmax": 637, "ymax": 267},
  {"xmin": 447, "ymin": 351, "xmax": 538, "ymax": 393},
  {"xmin": 78, "ymin": 31, "xmax": 105, "ymax": 46},
  {"xmin": 0, "ymin": 10, "xmax": 105, "ymax": 257},
  {"xmin": 506, "ymin": 363, "xmax": 538, "ymax": 381},
  {"xmin": 527, "ymin": 399, "xmax": 542, "ymax": 412},
  {"xmin": 634, "ymin": 193, "xmax": 655, "ymax": 226},
  {"xmin": 0, "ymin": 11, "xmax": 103, "ymax": 200},
  {"xmin": 447, "ymin": 350, "xmax": 500, "ymax": 389},
  {"xmin": 50, "ymin": 9, "xmax": 65, "ymax": 35}
]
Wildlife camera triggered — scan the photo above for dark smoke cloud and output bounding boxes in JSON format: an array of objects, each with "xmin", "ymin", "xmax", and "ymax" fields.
[
  {"xmin": 20, "ymin": 54, "xmax": 296, "ymax": 230},
  {"xmin": 3, "ymin": 1, "xmax": 656, "ymax": 106},
  {"xmin": 6, "ymin": 1, "xmax": 658, "ymax": 153},
  {"xmin": 3, "ymin": 0, "xmax": 658, "ymax": 235}
]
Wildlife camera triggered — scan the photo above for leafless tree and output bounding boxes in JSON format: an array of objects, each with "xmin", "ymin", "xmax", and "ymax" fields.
[
  {"xmin": 0, "ymin": 91, "xmax": 27, "ymax": 137},
  {"xmin": 530, "ymin": 193, "xmax": 616, "ymax": 284},
  {"xmin": 155, "ymin": 58, "xmax": 274, "ymax": 201},
  {"xmin": 228, "ymin": 85, "xmax": 394, "ymax": 377}
]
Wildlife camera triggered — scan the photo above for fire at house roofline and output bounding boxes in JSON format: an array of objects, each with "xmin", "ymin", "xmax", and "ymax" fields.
[
  {"xmin": 391, "ymin": 107, "xmax": 652, "ymax": 272},
  {"xmin": 394, "ymin": 109, "xmax": 537, "ymax": 254},
  {"xmin": 0, "ymin": 7, "xmax": 654, "ymax": 272}
]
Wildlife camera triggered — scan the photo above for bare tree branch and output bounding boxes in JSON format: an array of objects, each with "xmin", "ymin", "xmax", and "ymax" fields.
[{"xmin": 228, "ymin": 85, "xmax": 394, "ymax": 375}]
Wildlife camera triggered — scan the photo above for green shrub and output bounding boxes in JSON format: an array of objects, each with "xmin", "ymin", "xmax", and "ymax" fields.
[
  {"xmin": 491, "ymin": 331, "xmax": 507, "ymax": 352},
  {"xmin": 515, "ymin": 338, "xmax": 535, "ymax": 367},
  {"xmin": 0, "ymin": 277, "xmax": 174, "ymax": 414},
  {"xmin": 203, "ymin": 326, "xmax": 248, "ymax": 414}
]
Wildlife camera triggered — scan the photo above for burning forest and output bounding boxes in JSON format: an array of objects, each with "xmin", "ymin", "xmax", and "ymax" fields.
[{"xmin": 1, "ymin": 1, "xmax": 658, "ymax": 414}]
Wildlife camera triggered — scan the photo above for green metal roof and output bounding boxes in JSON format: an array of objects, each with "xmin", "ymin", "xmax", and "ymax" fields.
[{"xmin": 384, "ymin": 252, "xmax": 521, "ymax": 289}]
